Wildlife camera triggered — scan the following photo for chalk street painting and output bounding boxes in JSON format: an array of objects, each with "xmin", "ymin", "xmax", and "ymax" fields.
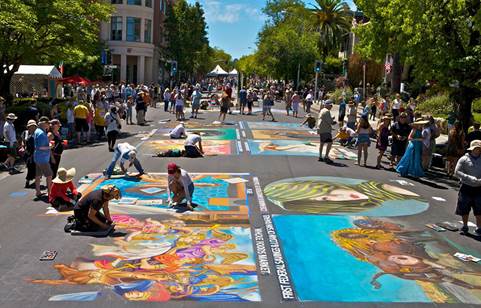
[
  {"xmin": 251, "ymin": 130, "xmax": 318, "ymax": 141},
  {"xmin": 264, "ymin": 176, "xmax": 429, "ymax": 216},
  {"xmin": 273, "ymin": 215, "xmax": 481, "ymax": 303},
  {"xmin": 247, "ymin": 140, "xmax": 357, "ymax": 160},
  {"xmin": 32, "ymin": 215, "xmax": 260, "ymax": 302},
  {"xmin": 158, "ymin": 128, "xmax": 237, "ymax": 140},
  {"xmin": 145, "ymin": 140, "xmax": 237, "ymax": 156},
  {"xmin": 246, "ymin": 122, "xmax": 308, "ymax": 131}
]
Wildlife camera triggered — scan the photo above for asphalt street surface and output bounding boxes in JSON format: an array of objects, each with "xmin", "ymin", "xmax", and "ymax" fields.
[{"xmin": 0, "ymin": 101, "xmax": 479, "ymax": 308}]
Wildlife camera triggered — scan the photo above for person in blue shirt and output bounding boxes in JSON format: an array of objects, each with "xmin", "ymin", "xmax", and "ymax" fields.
[
  {"xmin": 190, "ymin": 84, "xmax": 202, "ymax": 119},
  {"xmin": 34, "ymin": 116, "xmax": 53, "ymax": 198}
]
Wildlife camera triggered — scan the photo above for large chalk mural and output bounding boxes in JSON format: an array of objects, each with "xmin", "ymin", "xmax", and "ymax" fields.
[
  {"xmin": 264, "ymin": 176, "xmax": 429, "ymax": 216},
  {"xmin": 158, "ymin": 128, "xmax": 237, "ymax": 140},
  {"xmin": 248, "ymin": 140, "xmax": 357, "ymax": 160},
  {"xmin": 32, "ymin": 173, "xmax": 260, "ymax": 302},
  {"xmin": 273, "ymin": 215, "xmax": 481, "ymax": 303},
  {"xmin": 251, "ymin": 129, "xmax": 318, "ymax": 140},
  {"xmin": 144, "ymin": 140, "xmax": 237, "ymax": 156}
]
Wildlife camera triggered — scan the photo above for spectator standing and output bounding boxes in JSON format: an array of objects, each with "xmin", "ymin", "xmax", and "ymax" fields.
[
  {"xmin": 291, "ymin": 91, "xmax": 300, "ymax": 118},
  {"xmin": 218, "ymin": 92, "xmax": 230, "ymax": 123},
  {"xmin": 317, "ymin": 100, "xmax": 335, "ymax": 163},
  {"xmin": 375, "ymin": 116, "xmax": 391, "ymax": 169},
  {"xmin": 346, "ymin": 100, "xmax": 357, "ymax": 130},
  {"xmin": 21, "ymin": 120, "xmax": 37, "ymax": 188},
  {"xmin": 356, "ymin": 115, "xmax": 373, "ymax": 167},
  {"xmin": 190, "ymin": 85, "xmax": 202, "ymax": 119},
  {"xmin": 2, "ymin": 113, "xmax": 20, "ymax": 174},
  {"xmin": 392, "ymin": 94, "xmax": 402, "ymax": 121},
  {"xmin": 396, "ymin": 120, "xmax": 427, "ymax": 178},
  {"xmin": 454, "ymin": 140, "xmax": 481, "ymax": 234},
  {"xmin": 446, "ymin": 121, "xmax": 466, "ymax": 177},
  {"xmin": 466, "ymin": 122, "xmax": 481, "ymax": 145},
  {"xmin": 74, "ymin": 102, "xmax": 90, "ymax": 144},
  {"xmin": 239, "ymin": 86, "xmax": 248, "ymax": 115},
  {"xmin": 338, "ymin": 97, "xmax": 347, "ymax": 127},
  {"xmin": 66, "ymin": 102, "xmax": 75, "ymax": 140},
  {"xmin": 48, "ymin": 119, "xmax": 64, "ymax": 178},
  {"xmin": 34, "ymin": 117, "xmax": 53, "ymax": 198},
  {"xmin": 390, "ymin": 113, "xmax": 411, "ymax": 167},
  {"xmin": 163, "ymin": 88, "xmax": 171, "ymax": 113},
  {"xmin": 135, "ymin": 90, "xmax": 147, "ymax": 125},
  {"xmin": 105, "ymin": 106, "xmax": 122, "ymax": 152}
]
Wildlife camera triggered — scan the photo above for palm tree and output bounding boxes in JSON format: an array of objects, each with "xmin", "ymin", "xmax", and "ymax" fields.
[{"xmin": 309, "ymin": 0, "xmax": 352, "ymax": 59}]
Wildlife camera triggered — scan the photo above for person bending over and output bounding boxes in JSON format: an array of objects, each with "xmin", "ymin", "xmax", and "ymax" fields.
[
  {"xmin": 184, "ymin": 134, "xmax": 204, "ymax": 158},
  {"xmin": 167, "ymin": 163, "xmax": 194, "ymax": 210},
  {"xmin": 105, "ymin": 142, "xmax": 144, "ymax": 179}
]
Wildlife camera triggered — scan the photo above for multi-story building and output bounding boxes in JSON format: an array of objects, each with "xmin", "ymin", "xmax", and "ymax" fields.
[{"xmin": 100, "ymin": 0, "xmax": 172, "ymax": 84}]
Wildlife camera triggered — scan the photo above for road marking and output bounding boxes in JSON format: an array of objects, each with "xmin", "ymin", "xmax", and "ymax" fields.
[
  {"xmin": 241, "ymin": 130, "xmax": 246, "ymax": 138},
  {"xmin": 236, "ymin": 128, "xmax": 241, "ymax": 139},
  {"xmin": 244, "ymin": 141, "xmax": 250, "ymax": 152},
  {"xmin": 239, "ymin": 121, "xmax": 244, "ymax": 130},
  {"xmin": 141, "ymin": 128, "xmax": 158, "ymax": 141},
  {"xmin": 237, "ymin": 141, "xmax": 244, "ymax": 153},
  {"xmin": 253, "ymin": 177, "xmax": 268, "ymax": 213}
]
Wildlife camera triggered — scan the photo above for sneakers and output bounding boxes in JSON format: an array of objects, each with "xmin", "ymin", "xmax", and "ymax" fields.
[{"xmin": 461, "ymin": 225, "xmax": 469, "ymax": 234}]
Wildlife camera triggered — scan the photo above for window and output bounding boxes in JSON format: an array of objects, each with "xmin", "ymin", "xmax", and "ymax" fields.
[
  {"xmin": 126, "ymin": 17, "xmax": 141, "ymax": 42},
  {"xmin": 127, "ymin": 0, "xmax": 141, "ymax": 5},
  {"xmin": 111, "ymin": 0, "xmax": 122, "ymax": 4},
  {"xmin": 145, "ymin": 0, "xmax": 152, "ymax": 7},
  {"xmin": 111, "ymin": 16, "xmax": 122, "ymax": 41},
  {"xmin": 144, "ymin": 19, "xmax": 152, "ymax": 43}
]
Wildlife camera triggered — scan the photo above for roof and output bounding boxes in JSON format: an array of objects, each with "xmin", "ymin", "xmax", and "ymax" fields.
[
  {"xmin": 207, "ymin": 65, "xmax": 228, "ymax": 76},
  {"xmin": 13, "ymin": 65, "xmax": 62, "ymax": 78},
  {"xmin": 229, "ymin": 69, "xmax": 238, "ymax": 75}
]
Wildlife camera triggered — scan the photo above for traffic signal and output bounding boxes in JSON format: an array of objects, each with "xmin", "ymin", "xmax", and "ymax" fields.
[
  {"xmin": 171, "ymin": 60, "xmax": 177, "ymax": 76},
  {"xmin": 315, "ymin": 60, "xmax": 322, "ymax": 73}
]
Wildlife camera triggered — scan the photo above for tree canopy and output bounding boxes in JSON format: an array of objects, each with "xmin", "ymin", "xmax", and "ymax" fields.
[{"xmin": 0, "ymin": 0, "xmax": 113, "ymax": 99}]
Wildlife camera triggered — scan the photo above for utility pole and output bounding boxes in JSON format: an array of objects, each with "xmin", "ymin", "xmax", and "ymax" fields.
[
  {"xmin": 296, "ymin": 62, "xmax": 300, "ymax": 90},
  {"xmin": 362, "ymin": 60, "xmax": 367, "ymax": 104},
  {"xmin": 314, "ymin": 60, "xmax": 322, "ymax": 104}
]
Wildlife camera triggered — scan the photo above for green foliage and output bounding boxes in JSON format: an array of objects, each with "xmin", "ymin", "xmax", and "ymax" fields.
[
  {"xmin": 347, "ymin": 53, "xmax": 384, "ymax": 87},
  {"xmin": 0, "ymin": 0, "xmax": 113, "ymax": 98},
  {"xmin": 165, "ymin": 0, "xmax": 211, "ymax": 77},
  {"xmin": 328, "ymin": 87, "xmax": 353, "ymax": 102},
  {"xmin": 473, "ymin": 98, "xmax": 481, "ymax": 113},
  {"xmin": 323, "ymin": 56, "xmax": 343, "ymax": 74},
  {"xmin": 415, "ymin": 93, "xmax": 454, "ymax": 117},
  {"xmin": 209, "ymin": 47, "xmax": 234, "ymax": 71}
]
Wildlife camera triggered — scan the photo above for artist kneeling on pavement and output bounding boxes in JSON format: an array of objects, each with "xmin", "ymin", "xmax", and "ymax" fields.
[
  {"xmin": 184, "ymin": 134, "xmax": 204, "ymax": 158},
  {"xmin": 455, "ymin": 140, "xmax": 481, "ymax": 235},
  {"xmin": 49, "ymin": 167, "xmax": 81, "ymax": 211},
  {"xmin": 72, "ymin": 185, "xmax": 121, "ymax": 231},
  {"xmin": 167, "ymin": 163, "xmax": 194, "ymax": 211},
  {"xmin": 105, "ymin": 142, "xmax": 144, "ymax": 179}
]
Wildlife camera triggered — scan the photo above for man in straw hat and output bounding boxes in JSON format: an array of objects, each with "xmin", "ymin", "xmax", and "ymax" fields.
[
  {"xmin": 104, "ymin": 142, "xmax": 144, "ymax": 179},
  {"xmin": 2, "ymin": 113, "xmax": 21, "ymax": 174},
  {"xmin": 455, "ymin": 140, "xmax": 481, "ymax": 235},
  {"xmin": 49, "ymin": 167, "xmax": 81, "ymax": 211},
  {"xmin": 72, "ymin": 184, "xmax": 121, "ymax": 231}
]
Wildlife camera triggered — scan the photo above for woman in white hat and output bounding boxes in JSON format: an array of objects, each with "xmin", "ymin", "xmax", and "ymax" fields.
[
  {"xmin": 20, "ymin": 119, "xmax": 38, "ymax": 188},
  {"xmin": 49, "ymin": 167, "xmax": 81, "ymax": 211}
]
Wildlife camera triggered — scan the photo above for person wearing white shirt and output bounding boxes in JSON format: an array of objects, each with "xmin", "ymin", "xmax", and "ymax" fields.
[
  {"xmin": 167, "ymin": 162, "xmax": 194, "ymax": 210},
  {"xmin": 392, "ymin": 93, "xmax": 402, "ymax": 121},
  {"xmin": 169, "ymin": 122, "xmax": 186, "ymax": 139},
  {"xmin": 104, "ymin": 142, "xmax": 144, "ymax": 179},
  {"xmin": 2, "ymin": 113, "xmax": 19, "ymax": 173},
  {"xmin": 184, "ymin": 134, "xmax": 203, "ymax": 158}
]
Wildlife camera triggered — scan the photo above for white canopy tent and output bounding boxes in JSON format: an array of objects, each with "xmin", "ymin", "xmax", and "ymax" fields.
[
  {"xmin": 13, "ymin": 65, "xmax": 62, "ymax": 78},
  {"xmin": 228, "ymin": 68, "xmax": 238, "ymax": 76},
  {"xmin": 10, "ymin": 65, "xmax": 62, "ymax": 97},
  {"xmin": 207, "ymin": 65, "xmax": 228, "ymax": 77}
]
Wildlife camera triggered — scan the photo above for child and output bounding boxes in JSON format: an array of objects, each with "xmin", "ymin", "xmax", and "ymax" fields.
[
  {"xmin": 301, "ymin": 113, "xmax": 316, "ymax": 129},
  {"xmin": 334, "ymin": 126, "xmax": 355, "ymax": 146},
  {"xmin": 49, "ymin": 167, "xmax": 82, "ymax": 211}
]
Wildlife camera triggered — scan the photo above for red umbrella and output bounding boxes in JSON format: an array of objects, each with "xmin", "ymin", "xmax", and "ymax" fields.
[{"xmin": 60, "ymin": 75, "xmax": 91, "ymax": 85}]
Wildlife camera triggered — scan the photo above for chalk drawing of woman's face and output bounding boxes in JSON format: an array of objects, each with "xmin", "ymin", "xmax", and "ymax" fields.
[
  {"xmin": 383, "ymin": 184, "xmax": 419, "ymax": 197},
  {"xmin": 311, "ymin": 188, "xmax": 369, "ymax": 202},
  {"xmin": 388, "ymin": 254, "xmax": 420, "ymax": 266}
]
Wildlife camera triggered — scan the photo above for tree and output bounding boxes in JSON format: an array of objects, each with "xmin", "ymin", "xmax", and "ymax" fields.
[
  {"xmin": 354, "ymin": 0, "xmax": 481, "ymax": 128},
  {"xmin": 0, "ymin": 0, "xmax": 112, "ymax": 100},
  {"xmin": 309, "ymin": 0, "xmax": 352, "ymax": 60},
  {"xmin": 210, "ymin": 47, "xmax": 234, "ymax": 71},
  {"xmin": 165, "ymin": 0, "xmax": 210, "ymax": 79}
]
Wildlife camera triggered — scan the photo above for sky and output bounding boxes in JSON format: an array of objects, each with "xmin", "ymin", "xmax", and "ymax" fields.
[{"xmin": 188, "ymin": 0, "xmax": 356, "ymax": 60}]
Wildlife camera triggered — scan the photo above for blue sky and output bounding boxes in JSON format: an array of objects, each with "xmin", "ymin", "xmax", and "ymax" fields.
[{"xmin": 188, "ymin": 0, "xmax": 355, "ymax": 59}]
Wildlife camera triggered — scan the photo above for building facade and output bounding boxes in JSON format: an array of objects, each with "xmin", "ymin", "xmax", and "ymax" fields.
[{"xmin": 100, "ymin": 0, "xmax": 171, "ymax": 84}]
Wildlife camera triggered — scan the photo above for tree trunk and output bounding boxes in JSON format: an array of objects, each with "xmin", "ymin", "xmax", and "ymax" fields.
[
  {"xmin": 0, "ymin": 71, "xmax": 15, "ymax": 104},
  {"xmin": 390, "ymin": 53, "xmax": 402, "ymax": 93},
  {"xmin": 453, "ymin": 86, "xmax": 480, "ymax": 132}
]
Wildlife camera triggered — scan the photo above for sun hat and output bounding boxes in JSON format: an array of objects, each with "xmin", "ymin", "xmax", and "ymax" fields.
[
  {"xmin": 413, "ymin": 120, "xmax": 429, "ymax": 125},
  {"xmin": 6, "ymin": 113, "xmax": 17, "ymax": 121},
  {"xmin": 101, "ymin": 184, "xmax": 122, "ymax": 200},
  {"xmin": 52, "ymin": 168, "xmax": 76, "ymax": 184},
  {"xmin": 50, "ymin": 119, "xmax": 61, "ymax": 126},
  {"xmin": 467, "ymin": 140, "xmax": 481, "ymax": 151},
  {"xmin": 382, "ymin": 115, "xmax": 392, "ymax": 120},
  {"xmin": 38, "ymin": 116, "xmax": 50, "ymax": 123},
  {"xmin": 27, "ymin": 120, "xmax": 37, "ymax": 128},
  {"xmin": 167, "ymin": 162, "xmax": 179, "ymax": 174}
]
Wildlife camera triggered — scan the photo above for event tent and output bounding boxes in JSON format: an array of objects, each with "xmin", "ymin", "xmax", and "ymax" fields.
[
  {"xmin": 228, "ymin": 69, "xmax": 238, "ymax": 76},
  {"xmin": 10, "ymin": 65, "xmax": 62, "ymax": 97},
  {"xmin": 207, "ymin": 65, "xmax": 228, "ymax": 77},
  {"xmin": 60, "ymin": 75, "xmax": 91, "ymax": 85},
  {"xmin": 13, "ymin": 65, "xmax": 62, "ymax": 79}
]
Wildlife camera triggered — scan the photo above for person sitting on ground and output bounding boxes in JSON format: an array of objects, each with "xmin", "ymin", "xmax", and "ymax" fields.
[
  {"xmin": 104, "ymin": 142, "xmax": 144, "ymax": 179},
  {"xmin": 72, "ymin": 185, "xmax": 121, "ymax": 231},
  {"xmin": 49, "ymin": 167, "xmax": 81, "ymax": 212},
  {"xmin": 154, "ymin": 149, "xmax": 185, "ymax": 157},
  {"xmin": 455, "ymin": 140, "xmax": 481, "ymax": 235},
  {"xmin": 301, "ymin": 113, "xmax": 317, "ymax": 129},
  {"xmin": 169, "ymin": 122, "xmax": 187, "ymax": 139},
  {"xmin": 334, "ymin": 126, "xmax": 355, "ymax": 147},
  {"xmin": 184, "ymin": 133, "xmax": 204, "ymax": 158},
  {"xmin": 166, "ymin": 163, "xmax": 194, "ymax": 211}
]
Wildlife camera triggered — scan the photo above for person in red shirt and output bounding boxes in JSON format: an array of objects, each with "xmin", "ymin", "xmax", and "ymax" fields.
[{"xmin": 49, "ymin": 167, "xmax": 81, "ymax": 211}]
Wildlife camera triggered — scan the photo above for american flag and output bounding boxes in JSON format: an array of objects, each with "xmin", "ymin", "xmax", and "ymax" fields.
[{"xmin": 385, "ymin": 62, "xmax": 392, "ymax": 73}]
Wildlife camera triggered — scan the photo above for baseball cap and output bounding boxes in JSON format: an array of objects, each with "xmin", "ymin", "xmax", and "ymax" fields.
[{"xmin": 167, "ymin": 162, "xmax": 179, "ymax": 174}]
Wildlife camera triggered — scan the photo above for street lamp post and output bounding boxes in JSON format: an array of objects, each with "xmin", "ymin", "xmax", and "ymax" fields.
[{"xmin": 362, "ymin": 60, "xmax": 367, "ymax": 104}]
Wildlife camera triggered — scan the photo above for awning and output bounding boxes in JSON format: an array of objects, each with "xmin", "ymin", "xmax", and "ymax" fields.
[
  {"xmin": 60, "ymin": 75, "xmax": 91, "ymax": 85},
  {"xmin": 13, "ymin": 65, "xmax": 62, "ymax": 79},
  {"xmin": 207, "ymin": 65, "xmax": 228, "ymax": 77}
]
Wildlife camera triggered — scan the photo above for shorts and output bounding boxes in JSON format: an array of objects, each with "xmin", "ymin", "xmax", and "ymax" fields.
[
  {"xmin": 184, "ymin": 145, "xmax": 203, "ymax": 158},
  {"xmin": 456, "ymin": 184, "xmax": 481, "ymax": 216},
  {"xmin": 220, "ymin": 106, "xmax": 229, "ymax": 114},
  {"xmin": 36, "ymin": 163, "xmax": 53, "ymax": 177},
  {"xmin": 356, "ymin": 134, "xmax": 371, "ymax": 146},
  {"xmin": 320, "ymin": 132, "xmax": 333, "ymax": 143},
  {"xmin": 75, "ymin": 118, "xmax": 89, "ymax": 132},
  {"xmin": 175, "ymin": 105, "xmax": 183, "ymax": 113},
  {"xmin": 7, "ymin": 144, "xmax": 17, "ymax": 157},
  {"xmin": 192, "ymin": 102, "xmax": 200, "ymax": 109}
]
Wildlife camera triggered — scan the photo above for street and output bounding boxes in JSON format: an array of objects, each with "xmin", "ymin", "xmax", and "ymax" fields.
[{"xmin": 0, "ymin": 103, "xmax": 479, "ymax": 307}]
